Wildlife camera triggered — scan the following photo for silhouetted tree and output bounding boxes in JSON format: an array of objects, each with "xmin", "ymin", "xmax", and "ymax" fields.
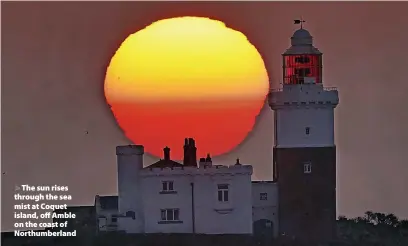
[
  {"xmin": 337, "ymin": 211, "xmax": 408, "ymax": 246},
  {"xmin": 364, "ymin": 211, "xmax": 376, "ymax": 224},
  {"xmin": 354, "ymin": 216, "xmax": 369, "ymax": 224},
  {"xmin": 384, "ymin": 213, "xmax": 399, "ymax": 227}
]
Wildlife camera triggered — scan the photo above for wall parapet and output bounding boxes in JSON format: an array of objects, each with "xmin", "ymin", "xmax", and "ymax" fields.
[
  {"xmin": 270, "ymin": 86, "xmax": 337, "ymax": 93},
  {"xmin": 116, "ymin": 145, "xmax": 144, "ymax": 155},
  {"xmin": 269, "ymin": 84, "xmax": 339, "ymax": 109},
  {"xmin": 140, "ymin": 164, "xmax": 253, "ymax": 177}
]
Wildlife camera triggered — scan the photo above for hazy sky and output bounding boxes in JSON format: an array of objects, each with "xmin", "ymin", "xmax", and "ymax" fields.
[{"xmin": 2, "ymin": 1, "xmax": 408, "ymax": 231}]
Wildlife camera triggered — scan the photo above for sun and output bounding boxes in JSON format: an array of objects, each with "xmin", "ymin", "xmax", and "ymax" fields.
[{"xmin": 104, "ymin": 16, "xmax": 269, "ymax": 160}]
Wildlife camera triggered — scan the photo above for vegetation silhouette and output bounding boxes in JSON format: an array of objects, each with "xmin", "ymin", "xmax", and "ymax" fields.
[
  {"xmin": 2, "ymin": 211, "xmax": 408, "ymax": 246},
  {"xmin": 335, "ymin": 211, "xmax": 408, "ymax": 246}
]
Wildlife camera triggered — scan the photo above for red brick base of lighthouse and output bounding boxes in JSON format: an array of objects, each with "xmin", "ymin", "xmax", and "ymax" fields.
[{"xmin": 273, "ymin": 147, "xmax": 337, "ymax": 243}]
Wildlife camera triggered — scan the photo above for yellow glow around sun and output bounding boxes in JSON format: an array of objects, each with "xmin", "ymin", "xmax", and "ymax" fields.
[{"xmin": 105, "ymin": 16, "xmax": 269, "ymax": 103}]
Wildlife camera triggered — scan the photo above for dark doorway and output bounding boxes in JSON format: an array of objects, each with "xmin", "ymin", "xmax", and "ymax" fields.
[{"xmin": 253, "ymin": 219, "xmax": 274, "ymax": 244}]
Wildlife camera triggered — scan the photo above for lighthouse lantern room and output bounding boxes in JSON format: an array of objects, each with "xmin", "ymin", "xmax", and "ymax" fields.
[{"xmin": 282, "ymin": 28, "xmax": 323, "ymax": 85}]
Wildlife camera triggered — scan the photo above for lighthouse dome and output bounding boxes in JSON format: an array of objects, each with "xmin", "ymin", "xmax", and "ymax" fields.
[{"xmin": 291, "ymin": 28, "xmax": 313, "ymax": 46}]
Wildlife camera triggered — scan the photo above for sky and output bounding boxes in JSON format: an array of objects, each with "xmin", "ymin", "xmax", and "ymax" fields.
[{"xmin": 2, "ymin": 1, "xmax": 408, "ymax": 231}]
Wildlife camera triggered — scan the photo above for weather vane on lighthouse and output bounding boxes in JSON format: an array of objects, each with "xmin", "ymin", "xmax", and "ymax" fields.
[{"xmin": 294, "ymin": 19, "xmax": 306, "ymax": 29}]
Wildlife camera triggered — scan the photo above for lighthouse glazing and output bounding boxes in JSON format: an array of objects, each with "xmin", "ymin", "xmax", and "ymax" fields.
[{"xmin": 269, "ymin": 27, "xmax": 339, "ymax": 242}]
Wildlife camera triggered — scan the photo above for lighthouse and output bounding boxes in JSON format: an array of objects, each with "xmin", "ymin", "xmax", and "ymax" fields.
[{"xmin": 269, "ymin": 22, "xmax": 339, "ymax": 242}]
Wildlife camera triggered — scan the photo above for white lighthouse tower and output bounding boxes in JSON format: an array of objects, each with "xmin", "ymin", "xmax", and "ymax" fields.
[{"xmin": 269, "ymin": 21, "xmax": 339, "ymax": 243}]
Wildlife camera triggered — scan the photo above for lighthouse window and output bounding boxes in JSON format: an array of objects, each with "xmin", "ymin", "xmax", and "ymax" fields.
[
  {"xmin": 295, "ymin": 56, "xmax": 310, "ymax": 64},
  {"xmin": 305, "ymin": 127, "xmax": 310, "ymax": 135},
  {"xmin": 295, "ymin": 68, "xmax": 311, "ymax": 77},
  {"xmin": 303, "ymin": 162, "xmax": 312, "ymax": 174},
  {"xmin": 260, "ymin": 193, "xmax": 268, "ymax": 201},
  {"xmin": 217, "ymin": 184, "xmax": 229, "ymax": 202}
]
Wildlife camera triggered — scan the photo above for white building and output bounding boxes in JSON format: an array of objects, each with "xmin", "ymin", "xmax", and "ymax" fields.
[
  {"xmin": 95, "ymin": 23, "xmax": 338, "ymax": 243},
  {"xmin": 96, "ymin": 139, "xmax": 278, "ymax": 237}
]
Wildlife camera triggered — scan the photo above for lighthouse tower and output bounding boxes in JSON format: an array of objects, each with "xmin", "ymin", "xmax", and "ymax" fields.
[{"xmin": 269, "ymin": 23, "xmax": 339, "ymax": 242}]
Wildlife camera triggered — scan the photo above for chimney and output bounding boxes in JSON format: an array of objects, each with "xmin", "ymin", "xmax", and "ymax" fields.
[
  {"xmin": 163, "ymin": 146, "xmax": 170, "ymax": 161},
  {"xmin": 205, "ymin": 153, "xmax": 212, "ymax": 167},
  {"xmin": 188, "ymin": 138, "xmax": 197, "ymax": 167},
  {"xmin": 183, "ymin": 138, "xmax": 189, "ymax": 165},
  {"xmin": 199, "ymin": 158, "xmax": 206, "ymax": 168},
  {"xmin": 205, "ymin": 153, "xmax": 212, "ymax": 162}
]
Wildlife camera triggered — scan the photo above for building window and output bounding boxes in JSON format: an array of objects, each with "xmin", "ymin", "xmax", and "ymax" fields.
[
  {"xmin": 260, "ymin": 193, "xmax": 268, "ymax": 201},
  {"xmin": 126, "ymin": 211, "xmax": 135, "ymax": 220},
  {"xmin": 304, "ymin": 161, "xmax": 312, "ymax": 174},
  {"xmin": 305, "ymin": 127, "xmax": 310, "ymax": 135},
  {"xmin": 111, "ymin": 215, "xmax": 117, "ymax": 223},
  {"xmin": 162, "ymin": 181, "xmax": 174, "ymax": 191},
  {"xmin": 217, "ymin": 184, "xmax": 229, "ymax": 202},
  {"xmin": 160, "ymin": 209, "xmax": 180, "ymax": 221}
]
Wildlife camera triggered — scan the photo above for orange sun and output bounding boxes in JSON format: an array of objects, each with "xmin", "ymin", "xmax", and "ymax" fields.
[{"xmin": 104, "ymin": 16, "xmax": 269, "ymax": 160}]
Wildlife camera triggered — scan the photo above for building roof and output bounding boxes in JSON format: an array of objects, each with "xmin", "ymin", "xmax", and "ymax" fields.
[
  {"xmin": 145, "ymin": 159, "xmax": 183, "ymax": 169},
  {"xmin": 284, "ymin": 28, "xmax": 321, "ymax": 55},
  {"xmin": 292, "ymin": 28, "xmax": 312, "ymax": 39},
  {"xmin": 291, "ymin": 28, "xmax": 313, "ymax": 46},
  {"xmin": 99, "ymin": 196, "xmax": 118, "ymax": 210}
]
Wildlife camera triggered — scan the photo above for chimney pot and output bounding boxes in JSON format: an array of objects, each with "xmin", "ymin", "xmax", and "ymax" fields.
[
  {"xmin": 183, "ymin": 138, "xmax": 197, "ymax": 167},
  {"xmin": 206, "ymin": 153, "xmax": 212, "ymax": 162}
]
